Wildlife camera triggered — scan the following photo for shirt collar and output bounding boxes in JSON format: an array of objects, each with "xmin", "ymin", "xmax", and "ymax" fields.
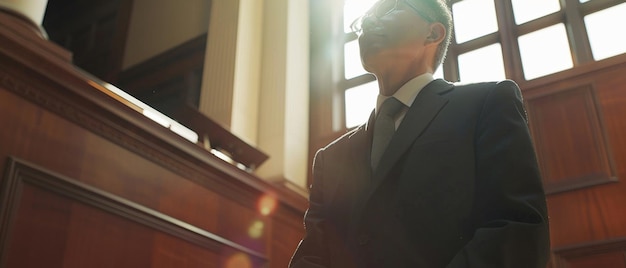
[{"xmin": 376, "ymin": 73, "xmax": 434, "ymax": 114}]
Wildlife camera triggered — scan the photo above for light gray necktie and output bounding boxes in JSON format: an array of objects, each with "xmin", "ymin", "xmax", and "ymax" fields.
[{"xmin": 371, "ymin": 97, "xmax": 404, "ymax": 170}]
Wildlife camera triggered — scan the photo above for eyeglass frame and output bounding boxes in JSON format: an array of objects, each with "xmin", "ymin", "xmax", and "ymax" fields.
[{"xmin": 350, "ymin": 0, "xmax": 436, "ymax": 34}]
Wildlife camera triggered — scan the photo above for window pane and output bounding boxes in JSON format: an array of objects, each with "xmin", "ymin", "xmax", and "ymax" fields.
[
  {"xmin": 433, "ymin": 64, "xmax": 444, "ymax": 80},
  {"xmin": 458, "ymin": 43, "xmax": 506, "ymax": 83},
  {"xmin": 343, "ymin": 0, "xmax": 378, "ymax": 33},
  {"xmin": 511, "ymin": 0, "xmax": 561, "ymax": 25},
  {"xmin": 452, "ymin": 0, "xmax": 498, "ymax": 43},
  {"xmin": 345, "ymin": 40, "xmax": 367, "ymax": 79},
  {"xmin": 580, "ymin": 0, "xmax": 590, "ymax": 2},
  {"xmin": 585, "ymin": 3, "xmax": 626, "ymax": 61},
  {"xmin": 518, "ymin": 24, "xmax": 573, "ymax": 80},
  {"xmin": 345, "ymin": 81, "xmax": 378, "ymax": 128}
]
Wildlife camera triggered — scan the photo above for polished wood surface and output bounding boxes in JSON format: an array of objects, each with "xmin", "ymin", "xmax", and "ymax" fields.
[
  {"xmin": 116, "ymin": 34, "xmax": 269, "ymax": 170},
  {"xmin": 526, "ymin": 85, "xmax": 616, "ymax": 193},
  {"xmin": 522, "ymin": 54, "xmax": 626, "ymax": 267},
  {"xmin": 0, "ymin": 11, "xmax": 305, "ymax": 268}
]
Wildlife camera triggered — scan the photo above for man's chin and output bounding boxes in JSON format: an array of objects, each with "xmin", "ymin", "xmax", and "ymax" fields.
[{"xmin": 360, "ymin": 53, "xmax": 384, "ymax": 73}]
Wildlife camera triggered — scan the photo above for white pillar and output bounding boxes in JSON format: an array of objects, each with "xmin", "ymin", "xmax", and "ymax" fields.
[
  {"xmin": 255, "ymin": 0, "xmax": 309, "ymax": 192},
  {"xmin": 231, "ymin": 0, "xmax": 264, "ymax": 145},
  {"xmin": 199, "ymin": 0, "xmax": 310, "ymax": 193},
  {"xmin": 0, "ymin": 0, "xmax": 48, "ymax": 25},
  {"xmin": 199, "ymin": 0, "xmax": 240, "ymax": 130},
  {"xmin": 199, "ymin": 0, "xmax": 264, "ymax": 146}
]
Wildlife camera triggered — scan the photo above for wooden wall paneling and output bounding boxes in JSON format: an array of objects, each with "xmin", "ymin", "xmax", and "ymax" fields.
[
  {"xmin": 525, "ymin": 85, "xmax": 617, "ymax": 194},
  {"xmin": 0, "ymin": 158, "xmax": 267, "ymax": 267},
  {"xmin": 269, "ymin": 214, "xmax": 305, "ymax": 268},
  {"xmin": 0, "ymin": 64, "xmax": 284, "ymax": 259},
  {"xmin": 0, "ymin": 13, "xmax": 305, "ymax": 267},
  {"xmin": 0, "ymin": 42, "xmax": 301, "ymax": 221},
  {"xmin": 593, "ymin": 65, "xmax": 626, "ymax": 178},
  {"xmin": 552, "ymin": 238, "xmax": 626, "ymax": 268},
  {"xmin": 521, "ymin": 54, "xmax": 626, "ymax": 267}
]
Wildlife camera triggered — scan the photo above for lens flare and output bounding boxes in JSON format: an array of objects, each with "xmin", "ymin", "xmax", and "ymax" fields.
[
  {"xmin": 257, "ymin": 193, "xmax": 277, "ymax": 216},
  {"xmin": 248, "ymin": 220, "xmax": 265, "ymax": 239},
  {"xmin": 225, "ymin": 252, "xmax": 252, "ymax": 268}
]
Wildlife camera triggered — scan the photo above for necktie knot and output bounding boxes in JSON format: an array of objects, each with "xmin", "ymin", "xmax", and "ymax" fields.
[{"xmin": 378, "ymin": 97, "xmax": 404, "ymax": 118}]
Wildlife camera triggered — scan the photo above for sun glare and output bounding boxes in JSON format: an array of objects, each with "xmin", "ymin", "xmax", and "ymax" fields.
[
  {"xmin": 341, "ymin": 0, "xmax": 624, "ymax": 127},
  {"xmin": 224, "ymin": 253, "xmax": 252, "ymax": 268},
  {"xmin": 343, "ymin": 0, "xmax": 379, "ymax": 33},
  {"xmin": 258, "ymin": 194, "xmax": 278, "ymax": 216}
]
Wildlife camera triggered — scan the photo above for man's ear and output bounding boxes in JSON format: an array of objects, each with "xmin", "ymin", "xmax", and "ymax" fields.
[{"xmin": 425, "ymin": 22, "xmax": 446, "ymax": 46}]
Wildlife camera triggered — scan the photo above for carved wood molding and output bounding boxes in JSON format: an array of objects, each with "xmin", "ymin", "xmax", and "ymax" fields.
[
  {"xmin": 525, "ymin": 84, "xmax": 617, "ymax": 194},
  {"xmin": 0, "ymin": 60, "xmax": 306, "ymax": 214},
  {"xmin": 0, "ymin": 157, "xmax": 268, "ymax": 264},
  {"xmin": 552, "ymin": 237, "xmax": 626, "ymax": 268}
]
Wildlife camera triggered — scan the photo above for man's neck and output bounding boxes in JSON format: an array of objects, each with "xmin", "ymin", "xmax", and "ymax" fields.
[{"xmin": 376, "ymin": 67, "xmax": 432, "ymax": 96}]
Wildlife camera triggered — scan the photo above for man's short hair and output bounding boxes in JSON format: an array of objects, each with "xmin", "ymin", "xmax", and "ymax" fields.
[{"xmin": 411, "ymin": 0, "xmax": 453, "ymax": 71}]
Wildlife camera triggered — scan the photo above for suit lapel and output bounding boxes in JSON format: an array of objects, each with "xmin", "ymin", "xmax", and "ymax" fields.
[
  {"xmin": 348, "ymin": 110, "xmax": 375, "ymax": 187},
  {"xmin": 368, "ymin": 79, "xmax": 454, "ymax": 196},
  {"xmin": 345, "ymin": 110, "xmax": 375, "ymax": 227}
]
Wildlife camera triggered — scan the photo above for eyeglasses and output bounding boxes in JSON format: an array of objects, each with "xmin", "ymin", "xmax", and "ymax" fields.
[{"xmin": 350, "ymin": 0, "xmax": 436, "ymax": 34}]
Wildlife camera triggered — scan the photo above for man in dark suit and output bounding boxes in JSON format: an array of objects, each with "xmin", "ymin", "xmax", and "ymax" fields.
[{"xmin": 290, "ymin": 0, "xmax": 550, "ymax": 267}]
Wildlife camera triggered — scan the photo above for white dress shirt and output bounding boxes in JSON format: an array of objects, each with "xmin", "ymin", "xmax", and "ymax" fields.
[{"xmin": 375, "ymin": 73, "xmax": 435, "ymax": 129}]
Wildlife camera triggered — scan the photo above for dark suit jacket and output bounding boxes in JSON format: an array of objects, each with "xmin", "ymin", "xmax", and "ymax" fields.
[{"xmin": 290, "ymin": 79, "xmax": 550, "ymax": 268}]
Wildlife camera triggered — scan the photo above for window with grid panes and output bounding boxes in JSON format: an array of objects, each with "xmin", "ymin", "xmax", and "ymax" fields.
[{"xmin": 335, "ymin": 0, "xmax": 625, "ymax": 129}]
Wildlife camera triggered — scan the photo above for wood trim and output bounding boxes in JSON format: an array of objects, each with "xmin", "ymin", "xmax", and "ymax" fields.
[
  {"xmin": 0, "ymin": 157, "xmax": 268, "ymax": 264},
  {"xmin": 525, "ymin": 85, "xmax": 618, "ymax": 194},
  {"xmin": 0, "ymin": 11, "xmax": 71, "ymax": 63},
  {"xmin": 0, "ymin": 64, "xmax": 306, "ymax": 213},
  {"xmin": 563, "ymin": 0, "xmax": 594, "ymax": 65},
  {"xmin": 519, "ymin": 53, "xmax": 626, "ymax": 92},
  {"xmin": 340, "ymin": 73, "xmax": 376, "ymax": 89},
  {"xmin": 580, "ymin": 0, "xmax": 625, "ymax": 16},
  {"xmin": 115, "ymin": 33, "xmax": 269, "ymax": 170},
  {"xmin": 494, "ymin": 0, "xmax": 524, "ymax": 81},
  {"xmin": 0, "ymin": 7, "xmax": 47, "ymax": 39},
  {"xmin": 0, "ymin": 26, "xmax": 307, "ymax": 214},
  {"xmin": 516, "ymin": 11, "xmax": 564, "ymax": 37},
  {"xmin": 452, "ymin": 32, "xmax": 499, "ymax": 54},
  {"xmin": 552, "ymin": 237, "xmax": 626, "ymax": 268}
]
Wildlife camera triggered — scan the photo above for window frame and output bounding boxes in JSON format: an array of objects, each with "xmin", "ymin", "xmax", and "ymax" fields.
[
  {"xmin": 308, "ymin": 0, "xmax": 625, "ymax": 183},
  {"xmin": 335, "ymin": 0, "xmax": 623, "ymax": 128}
]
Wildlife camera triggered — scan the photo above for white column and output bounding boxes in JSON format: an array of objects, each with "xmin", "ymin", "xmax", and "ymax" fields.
[
  {"xmin": 255, "ymin": 0, "xmax": 309, "ymax": 192},
  {"xmin": 231, "ymin": 0, "xmax": 263, "ymax": 145},
  {"xmin": 0, "ymin": 0, "xmax": 48, "ymax": 25},
  {"xmin": 199, "ymin": 0, "xmax": 263, "ymax": 146},
  {"xmin": 199, "ymin": 0, "xmax": 240, "ymax": 129},
  {"xmin": 199, "ymin": 0, "xmax": 309, "ymax": 192}
]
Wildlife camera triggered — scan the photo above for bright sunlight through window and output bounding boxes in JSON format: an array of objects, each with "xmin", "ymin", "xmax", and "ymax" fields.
[
  {"xmin": 344, "ymin": 0, "xmax": 379, "ymax": 33},
  {"xmin": 511, "ymin": 0, "xmax": 561, "ymax": 25},
  {"xmin": 518, "ymin": 23, "xmax": 573, "ymax": 80},
  {"xmin": 584, "ymin": 3, "xmax": 626, "ymax": 61},
  {"xmin": 345, "ymin": 39, "xmax": 367, "ymax": 79},
  {"xmin": 458, "ymin": 43, "xmax": 506, "ymax": 83},
  {"xmin": 345, "ymin": 81, "xmax": 378, "ymax": 128},
  {"xmin": 452, "ymin": 0, "xmax": 498, "ymax": 43},
  {"xmin": 341, "ymin": 0, "xmax": 620, "ymax": 128}
]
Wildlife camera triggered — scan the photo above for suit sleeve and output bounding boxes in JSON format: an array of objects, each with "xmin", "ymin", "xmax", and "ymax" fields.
[
  {"xmin": 289, "ymin": 149, "xmax": 330, "ymax": 268},
  {"xmin": 446, "ymin": 80, "xmax": 550, "ymax": 268}
]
